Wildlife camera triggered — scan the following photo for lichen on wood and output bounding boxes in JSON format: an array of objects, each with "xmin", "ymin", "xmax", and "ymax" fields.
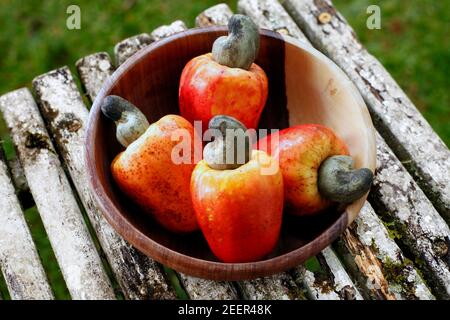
[
  {"xmin": 177, "ymin": 275, "xmax": 238, "ymax": 300},
  {"xmin": 114, "ymin": 33, "xmax": 153, "ymax": 66},
  {"xmin": 114, "ymin": 21, "xmax": 188, "ymax": 67},
  {"xmin": 238, "ymin": 273, "xmax": 307, "ymax": 300},
  {"xmin": 291, "ymin": 249, "xmax": 363, "ymax": 300},
  {"xmin": 334, "ymin": 202, "xmax": 434, "ymax": 300},
  {"xmin": 369, "ymin": 133, "xmax": 450, "ymax": 298},
  {"xmin": 76, "ymin": 52, "xmax": 114, "ymax": 102},
  {"xmin": 150, "ymin": 20, "xmax": 187, "ymax": 41},
  {"xmin": 238, "ymin": 0, "xmax": 309, "ymax": 42},
  {"xmin": 0, "ymin": 88, "xmax": 115, "ymax": 300},
  {"xmin": 34, "ymin": 66, "xmax": 177, "ymax": 300},
  {"xmin": 195, "ymin": 4, "xmax": 233, "ymax": 27},
  {"xmin": 0, "ymin": 147, "xmax": 54, "ymax": 300}
]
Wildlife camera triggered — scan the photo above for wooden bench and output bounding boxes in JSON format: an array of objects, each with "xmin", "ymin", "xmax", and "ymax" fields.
[{"xmin": 0, "ymin": 0, "xmax": 448, "ymax": 300}]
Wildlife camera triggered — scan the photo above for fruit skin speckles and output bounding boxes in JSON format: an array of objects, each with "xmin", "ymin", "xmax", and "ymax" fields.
[
  {"xmin": 191, "ymin": 150, "xmax": 284, "ymax": 263},
  {"xmin": 112, "ymin": 115, "xmax": 200, "ymax": 233},
  {"xmin": 179, "ymin": 53, "xmax": 268, "ymax": 132},
  {"xmin": 257, "ymin": 124, "xmax": 349, "ymax": 216}
]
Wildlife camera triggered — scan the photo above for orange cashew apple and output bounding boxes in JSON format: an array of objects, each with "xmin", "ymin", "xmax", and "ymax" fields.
[{"xmin": 101, "ymin": 95, "xmax": 199, "ymax": 233}]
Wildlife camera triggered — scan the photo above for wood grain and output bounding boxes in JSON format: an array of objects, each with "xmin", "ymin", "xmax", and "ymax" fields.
[
  {"xmin": 370, "ymin": 133, "xmax": 450, "ymax": 299},
  {"xmin": 237, "ymin": 0, "xmax": 438, "ymax": 299},
  {"xmin": 292, "ymin": 248, "xmax": 363, "ymax": 300},
  {"xmin": 76, "ymin": 52, "xmax": 114, "ymax": 101},
  {"xmin": 115, "ymin": 21, "xmax": 188, "ymax": 67},
  {"xmin": 32, "ymin": 67, "xmax": 177, "ymax": 300},
  {"xmin": 114, "ymin": 33, "xmax": 153, "ymax": 66},
  {"xmin": 237, "ymin": 273, "xmax": 307, "ymax": 300},
  {"xmin": 335, "ymin": 202, "xmax": 434, "ymax": 300},
  {"xmin": 0, "ymin": 146, "xmax": 54, "ymax": 300},
  {"xmin": 195, "ymin": 4, "xmax": 233, "ymax": 27},
  {"xmin": 150, "ymin": 20, "xmax": 187, "ymax": 41},
  {"xmin": 238, "ymin": 0, "xmax": 309, "ymax": 42},
  {"xmin": 177, "ymin": 275, "xmax": 238, "ymax": 300},
  {"xmin": 0, "ymin": 88, "xmax": 115, "ymax": 300}
]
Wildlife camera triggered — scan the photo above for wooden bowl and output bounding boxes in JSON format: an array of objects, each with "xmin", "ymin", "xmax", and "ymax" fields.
[{"xmin": 86, "ymin": 27, "xmax": 376, "ymax": 280}]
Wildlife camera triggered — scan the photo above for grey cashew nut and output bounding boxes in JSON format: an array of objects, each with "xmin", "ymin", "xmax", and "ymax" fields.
[
  {"xmin": 318, "ymin": 155, "xmax": 374, "ymax": 203},
  {"xmin": 101, "ymin": 95, "xmax": 149, "ymax": 148},
  {"xmin": 212, "ymin": 14, "xmax": 260, "ymax": 70},
  {"xmin": 204, "ymin": 115, "xmax": 251, "ymax": 170}
]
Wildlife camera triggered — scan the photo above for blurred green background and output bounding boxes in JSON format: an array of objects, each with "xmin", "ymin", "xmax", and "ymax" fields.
[{"xmin": 0, "ymin": 0, "xmax": 448, "ymax": 299}]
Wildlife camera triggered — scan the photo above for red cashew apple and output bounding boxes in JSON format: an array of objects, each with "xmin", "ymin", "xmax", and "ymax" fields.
[
  {"xmin": 179, "ymin": 14, "xmax": 268, "ymax": 131},
  {"xmin": 257, "ymin": 124, "xmax": 373, "ymax": 216},
  {"xmin": 101, "ymin": 95, "xmax": 199, "ymax": 233},
  {"xmin": 191, "ymin": 116, "xmax": 283, "ymax": 263}
]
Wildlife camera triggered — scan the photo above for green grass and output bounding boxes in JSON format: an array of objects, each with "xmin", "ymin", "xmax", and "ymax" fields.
[{"xmin": 0, "ymin": 0, "xmax": 448, "ymax": 299}]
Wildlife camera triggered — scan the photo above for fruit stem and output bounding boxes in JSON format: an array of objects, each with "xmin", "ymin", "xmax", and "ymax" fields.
[
  {"xmin": 101, "ymin": 95, "xmax": 149, "ymax": 147},
  {"xmin": 212, "ymin": 14, "xmax": 260, "ymax": 70},
  {"xmin": 317, "ymin": 155, "xmax": 374, "ymax": 203},
  {"xmin": 204, "ymin": 115, "xmax": 251, "ymax": 170}
]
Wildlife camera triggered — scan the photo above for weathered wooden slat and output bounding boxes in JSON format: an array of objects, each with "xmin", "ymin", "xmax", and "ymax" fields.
[
  {"xmin": 177, "ymin": 275, "xmax": 238, "ymax": 300},
  {"xmin": 76, "ymin": 52, "xmax": 114, "ymax": 102},
  {"xmin": 195, "ymin": 3, "xmax": 233, "ymax": 27},
  {"xmin": 369, "ymin": 133, "xmax": 450, "ymax": 298},
  {"xmin": 33, "ymin": 67, "xmax": 176, "ymax": 300},
  {"xmin": 237, "ymin": 0, "xmax": 309, "ymax": 42},
  {"xmin": 114, "ymin": 33, "xmax": 153, "ymax": 66},
  {"xmin": 292, "ymin": 249, "xmax": 363, "ymax": 300},
  {"xmin": 0, "ymin": 147, "xmax": 54, "ymax": 300},
  {"xmin": 150, "ymin": 20, "xmax": 187, "ymax": 41},
  {"xmin": 282, "ymin": 0, "xmax": 450, "ymax": 222},
  {"xmin": 238, "ymin": 0, "xmax": 444, "ymax": 300},
  {"xmin": 114, "ymin": 21, "xmax": 188, "ymax": 67},
  {"xmin": 238, "ymin": 273, "xmax": 307, "ymax": 300},
  {"xmin": 0, "ymin": 89, "xmax": 115, "ymax": 300},
  {"xmin": 76, "ymin": 52, "xmax": 114, "ymax": 101},
  {"xmin": 335, "ymin": 202, "xmax": 434, "ymax": 300}
]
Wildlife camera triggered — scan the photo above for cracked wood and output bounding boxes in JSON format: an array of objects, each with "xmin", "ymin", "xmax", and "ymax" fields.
[
  {"xmin": 200, "ymin": 3, "xmax": 361, "ymax": 300},
  {"xmin": 238, "ymin": 0, "xmax": 309, "ymax": 42},
  {"xmin": 369, "ymin": 133, "xmax": 450, "ymax": 298},
  {"xmin": 32, "ymin": 67, "xmax": 177, "ymax": 300},
  {"xmin": 0, "ymin": 88, "xmax": 115, "ymax": 300},
  {"xmin": 335, "ymin": 202, "xmax": 434, "ymax": 300},
  {"xmin": 0, "ymin": 147, "xmax": 54, "ymax": 300}
]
